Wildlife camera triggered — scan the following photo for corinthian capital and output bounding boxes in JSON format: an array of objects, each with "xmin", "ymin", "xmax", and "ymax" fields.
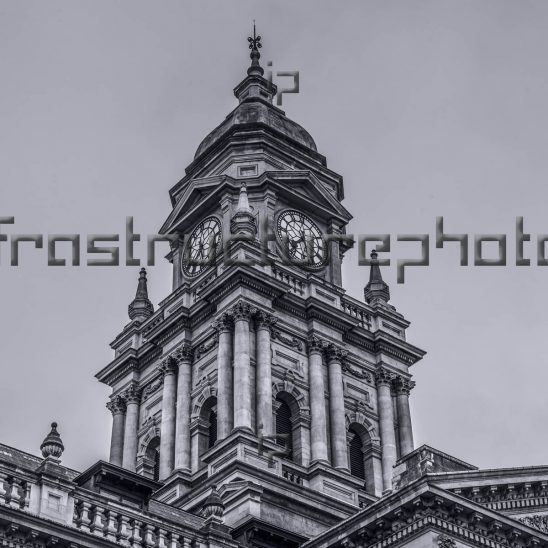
[
  {"xmin": 374, "ymin": 367, "xmax": 395, "ymax": 387},
  {"xmin": 213, "ymin": 312, "xmax": 233, "ymax": 334},
  {"xmin": 393, "ymin": 376, "xmax": 416, "ymax": 396},
  {"xmin": 325, "ymin": 343, "xmax": 348, "ymax": 363},
  {"xmin": 307, "ymin": 335, "xmax": 326, "ymax": 355},
  {"xmin": 106, "ymin": 395, "xmax": 126, "ymax": 416},
  {"xmin": 173, "ymin": 343, "xmax": 193, "ymax": 364},
  {"xmin": 255, "ymin": 310, "xmax": 277, "ymax": 331},
  {"xmin": 159, "ymin": 355, "xmax": 178, "ymax": 376},
  {"xmin": 231, "ymin": 300, "xmax": 256, "ymax": 322},
  {"xmin": 123, "ymin": 383, "xmax": 141, "ymax": 404}
]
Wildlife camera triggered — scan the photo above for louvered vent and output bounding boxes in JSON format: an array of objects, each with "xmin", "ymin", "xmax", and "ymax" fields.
[
  {"xmin": 208, "ymin": 410, "xmax": 217, "ymax": 448},
  {"xmin": 275, "ymin": 399, "xmax": 293, "ymax": 460},
  {"xmin": 349, "ymin": 431, "xmax": 365, "ymax": 480}
]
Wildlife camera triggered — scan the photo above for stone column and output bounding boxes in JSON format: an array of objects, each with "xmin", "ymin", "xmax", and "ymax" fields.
[
  {"xmin": 307, "ymin": 336, "xmax": 329, "ymax": 463},
  {"xmin": 256, "ymin": 311, "xmax": 276, "ymax": 436},
  {"xmin": 326, "ymin": 344, "xmax": 349, "ymax": 470},
  {"xmin": 214, "ymin": 313, "xmax": 233, "ymax": 440},
  {"xmin": 393, "ymin": 376, "xmax": 415, "ymax": 456},
  {"xmin": 106, "ymin": 396, "xmax": 126, "ymax": 467},
  {"xmin": 122, "ymin": 384, "xmax": 141, "ymax": 472},
  {"xmin": 375, "ymin": 368, "xmax": 397, "ymax": 491},
  {"xmin": 233, "ymin": 301, "xmax": 255, "ymax": 431},
  {"xmin": 174, "ymin": 344, "xmax": 193, "ymax": 472},
  {"xmin": 159, "ymin": 356, "xmax": 178, "ymax": 480}
]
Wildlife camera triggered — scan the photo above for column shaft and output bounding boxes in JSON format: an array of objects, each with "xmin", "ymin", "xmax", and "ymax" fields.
[
  {"xmin": 327, "ymin": 349, "xmax": 348, "ymax": 470},
  {"xmin": 376, "ymin": 370, "xmax": 397, "ymax": 491},
  {"xmin": 216, "ymin": 315, "xmax": 233, "ymax": 439},
  {"xmin": 308, "ymin": 339, "xmax": 328, "ymax": 463},
  {"xmin": 256, "ymin": 313, "xmax": 275, "ymax": 436},
  {"xmin": 107, "ymin": 396, "xmax": 126, "ymax": 467},
  {"xmin": 174, "ymin": 349, "xmax": 193, "ymax": 471},
  {"xmin": 233, "ymin": 315, "xmax": 252, "ymax": 430},
  {"xmin": 395, "ymin": 378, "xmax": 415, "ymax": 455},
  {"xmin": 159, "ymin": 359, "xmax": 178, "ymax": 480},
  {"xmin": 122, "ymin": 387, "xmax": 140, "ymax": 471}
]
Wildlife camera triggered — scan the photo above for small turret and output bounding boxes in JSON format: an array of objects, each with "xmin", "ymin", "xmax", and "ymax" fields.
[
  {"xmin": 40, "ymin": 422, "xmax": 64, "ymax": 461},
  {"xmin": 230, "ymin": 183, "xmax": 257, "ymax": 237},
  {"xmin": 128, "ymin": 268, "xmax": 154, "ymax": 322},
  {"xmin": 364, "ymin": 250, "xmax": 390, "ymax": 305}
]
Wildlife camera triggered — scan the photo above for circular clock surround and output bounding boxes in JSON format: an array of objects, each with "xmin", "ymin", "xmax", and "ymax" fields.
[
  {"xmin": 181, "ymin": 216, "xmax": 222, "ymax": 277},
  {"xmin": 276, "ymin": 210, "xmax": 328, "ymax": 268}
]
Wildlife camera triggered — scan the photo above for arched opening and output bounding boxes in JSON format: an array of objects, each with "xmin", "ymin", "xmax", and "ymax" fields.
[
  {"xmin": 348, "ymin": 425, "xmax": 365, "ymax": 480},
  {"xmin": 275, "ymin": 398, "xmax": 293, "ymax": 460},
  {"xmin": 145, "ymin": 437, "xmax": 160, "ymax": 482},
  {"xmin": 199, "ymin": 396, "xmax": 218, "ymax": 459}
]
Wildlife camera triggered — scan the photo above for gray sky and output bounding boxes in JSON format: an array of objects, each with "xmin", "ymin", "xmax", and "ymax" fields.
[{"xmin": 1, "ymin": 0, "xmax": 547, "ymax": 472}]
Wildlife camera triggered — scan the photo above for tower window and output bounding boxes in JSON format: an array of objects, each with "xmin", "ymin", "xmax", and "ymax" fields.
[
  {"xmin": 349, "ymin": 429, "xmax": 365, "ymax": 480},
  {"xmin": 275, "ymin": 398, "xmax": 293, "ymax": 461}
]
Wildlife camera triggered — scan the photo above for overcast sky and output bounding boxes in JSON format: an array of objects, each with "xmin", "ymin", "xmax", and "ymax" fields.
[{"xmin": 1, "ymin": 0, "xmax": 547, "ymax": 472}]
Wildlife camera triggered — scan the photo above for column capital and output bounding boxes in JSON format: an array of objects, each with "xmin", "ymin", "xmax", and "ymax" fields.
[
  {"xmin": 255, "ymin": 310, "xmax": 277, "ymax": 330},
  {"xmin": 123, "ymin": 383, "xmax": 141, "ymax": 404},
  {"xmin": 374, "ymin": 367, "xmax": 395, "ymax": 387},
  {"xmin": 231, "ymin": 300, "xmax": 257, "ymax": 321},
  {"xmin": 173, "ymin": 343, "xmax": 193, "ymax": 364},
  {"xmin": 213, "ymin": 312, "xmax": 234, "ymax": 333},
  {"xmin": 159, "ymin": 356, "xmax": 178, "ymax": 377},
  {"xmin": 393, "ymin": 376, "xmax": 416, "ymax": 396},
  {"xmin": 325, "ymin": 343, "xmax": 348, "ymax": 363},
  {"xmin": 106, "ymin": 395, "xmax": 126, "ymax": 416},
  {"xmin": 307, "ymin": 334, "xmax": 326, "ymax": 355}
]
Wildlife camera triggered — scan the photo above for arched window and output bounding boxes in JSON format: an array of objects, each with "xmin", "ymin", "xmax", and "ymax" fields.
[
  {"xmin": 145, "ymin": 437, "xmax": 160, "ymax": 482},
  {"xmin": 348, "ymin": 427, "xmax": 365, "ymax": 480},
  {"xmin": 197, "ymin": 396, "xmax": 217, "ymax": 465},
  {"xmin": 275, "ymin": 398, "xmax": 293, "ymax": 460}
]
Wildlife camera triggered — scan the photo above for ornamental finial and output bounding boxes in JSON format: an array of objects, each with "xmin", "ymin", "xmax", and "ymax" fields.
[
  {"xmin": 40, "ymin": 422, "xmax": 64, "ymax": 461},
  {"xmin": 247, "ymin": 21, "xmax": 264, "ymax": 76}
]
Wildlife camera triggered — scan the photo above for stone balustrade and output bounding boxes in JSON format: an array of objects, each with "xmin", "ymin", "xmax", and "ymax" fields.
[{"xmin": 340, "ymin": 297, "xmax": 372, "ymax": 330}]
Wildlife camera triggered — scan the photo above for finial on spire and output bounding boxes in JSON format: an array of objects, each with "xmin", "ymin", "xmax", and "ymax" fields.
[
  {"xmin": 247, "ymin": 21, "xmax": 264, "ymax": 76},
  {"xmin": 364, "ymin": 249, "xmax": 390, "ymax": 305},
  {"xmin": 128, "ymin": 268, "xmax": 154, "ymax": 322},
  {"xmin": 40, "ymin": 422, "xmax": 64, "ymax": 461}
]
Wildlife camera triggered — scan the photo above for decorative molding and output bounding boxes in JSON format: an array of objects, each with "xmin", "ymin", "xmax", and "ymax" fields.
[
  {"xmin": 272, "ymin": 329, "xmax": 303, "ymax": 351},
  {"xmin": 194, "ymin": 336, "xmax": 218, "ymax": 360},
  {"xmin": 437, "ymin": 534, "xmax": 458, "ymax": 548},
  {"xmin": 519, "ymin": 515, "xmax": 548, "ymax": 534},
  {"xmin": 342, "ymin": 362, "xmax": 373, "ymax": 383},
  {"xmin": 141, "ymin": 377, "xmax": 163, "ymax": 402}
]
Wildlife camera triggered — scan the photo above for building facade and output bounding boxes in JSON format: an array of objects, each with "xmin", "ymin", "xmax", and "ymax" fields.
[{"xmin": 1, "ymin": 34, "xmax": 548, "ymax": 548}]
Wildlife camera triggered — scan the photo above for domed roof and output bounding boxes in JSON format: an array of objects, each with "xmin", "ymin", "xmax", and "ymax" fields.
[
  {"xmin": 194, "ymin": 28, "xmax": 317, "ymax": 160},
  {"xmin": 194, "ymin": 100, "xmax": 317, "ymax": 159}
]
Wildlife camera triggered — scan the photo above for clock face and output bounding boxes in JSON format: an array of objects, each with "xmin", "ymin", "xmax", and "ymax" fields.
[
  {"xmin": 276, "ymin": 210, "xmax": 327, "ymax": 268},
  {"xmin": 182, "ymin": 217, "xmax": 222, "ymax": 277}
]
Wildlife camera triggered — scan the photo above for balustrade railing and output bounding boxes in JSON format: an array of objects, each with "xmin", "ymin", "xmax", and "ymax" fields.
[
  {"xmin": 73, "ymin": 498, "xmax": 197, "ymax": 547},
  {"xmin": 272, "ymin": 266, "xmax": 305, "ymax": 296},
  {"xmin": 340, "ymin": 297, "xmax": 372, "ymax": 330}
]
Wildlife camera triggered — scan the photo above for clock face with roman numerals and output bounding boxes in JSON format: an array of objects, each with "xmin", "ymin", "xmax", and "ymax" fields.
[
  {"xmin": 181, "ymin": 217, "xmax": 222, "ymax": 277},
  {"xmin": 276, "ymin": 210, "xmax": 327, "ymax": 268}
]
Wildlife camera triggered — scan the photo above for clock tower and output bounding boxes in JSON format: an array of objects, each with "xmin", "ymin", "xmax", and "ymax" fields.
[{"xmin": 97, "ymin": 31, "xmax": 426, "ymax": 547}]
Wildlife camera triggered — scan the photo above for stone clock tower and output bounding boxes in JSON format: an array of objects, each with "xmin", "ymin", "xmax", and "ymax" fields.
[{"xmin": 96, "ymin": 32, "xmax": 426, "ymax": 547}]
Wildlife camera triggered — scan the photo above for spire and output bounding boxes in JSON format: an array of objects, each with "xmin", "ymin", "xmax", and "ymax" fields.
[
  {"xmin": 247, "ymin": 21, "xmax": 264, "ymax": 76},
  {"xmin": 364, "ymin": 250, "xmax": 390, "ymax": 305},
  {"xmin": 128, "ymin": 268, "xmax": 154, "ymax": 322},
  {"xmin": 230, "ymin": 183, "xmax": 257, "ymax": 236},
  {"xmin": 40, "ymin": 422, "xmax": 64, "ymax": 461}
]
